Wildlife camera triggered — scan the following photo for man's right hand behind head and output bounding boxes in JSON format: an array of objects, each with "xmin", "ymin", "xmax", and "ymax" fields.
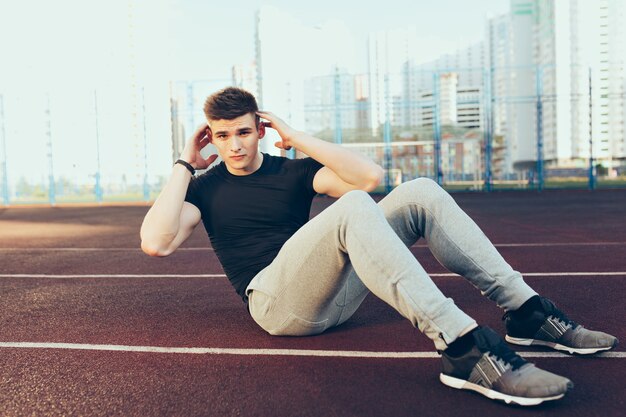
[{"xmin": 180, "ymin": 123, "xmax": 218, "ymax": 170}]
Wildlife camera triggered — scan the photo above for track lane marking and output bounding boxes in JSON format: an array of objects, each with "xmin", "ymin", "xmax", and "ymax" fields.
[
  {"xmin": 2, "ymin": 272, "xmax": 626, "ymax": 279},
  {"xmin": 1, "ymin": 242, "xmax": 626, "ymax": 251},
  {"xmin": 0, "ymin": 247, "xmax": 213, "ymax": 251},
  {"xmin": 0, "ymin": 274, "xmax": 227, "ymax": 278},
  {"xmin": 0, "ymin": 342, "xmax": 623, "ymax": 358}
]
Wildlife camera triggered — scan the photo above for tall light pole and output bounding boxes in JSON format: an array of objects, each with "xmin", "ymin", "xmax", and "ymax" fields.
[
  {"xmin": 483, "ymin": 68, "xmax": 494, "ymax": 192},
  {"xmin": 433, "ymin": 72, "xmax": 443, "ymax": 185},
  {"xmin": 334, "ymin": 67, "xmax": 343, "ymax": 145},
  {"xmin": 588, "ymin": 67, "xmax": 595, "ymax": 190},
  {"xmin": 45, "ymin": 94, "xmax": 56, "ymax": 205},
  {"xmin": 383, "ymin": 73, "xmax": 392, "ymax": 193},
  {"xmin": 535, "ymin": 65, "xmax": 544, "ymax": 191},
  {"xmin": 94, "ymin": 90, "xmax": 103, "ymax": 203},
  {"xmin": 0, "ymin": 94, "xmax": 9, "ymax": 205},
  {"xmin": 142, "ymin": 87, "xmax": 149, "ymax": 201}
]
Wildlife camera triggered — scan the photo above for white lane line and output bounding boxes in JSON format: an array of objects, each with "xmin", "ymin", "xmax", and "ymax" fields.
[
  {"xmin": 1, "ymin": 242, "xmax": 625, "ymax": 251},
  {"xmin": 2, "ymin": 272, "xmax": 626, "ymax": 279},
  {"xmin": 0, "ymin": 342, "xmax": 623, "ymax": 358},
  {"xmin": 0, "ymin": 247, "xmax": 216, "ymax": 252},
  {"xmin": 490, "ymin": 242, "xmax": 626, "ymax": 247},
  {"xmin": 415, "ymin": 242, "xmax": 626, "ymax": 248},
  {"xmin": 0, "ymin": 274, "xmax": 226, "ymax": 279},
  {"xmin": 430, "ymin": 272, "xmax": 626, "ymax": 277}
]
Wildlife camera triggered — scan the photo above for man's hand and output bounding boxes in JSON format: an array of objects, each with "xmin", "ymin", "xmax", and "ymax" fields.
[
  {"xmin": 255, "ymin": 111, "xmax": 383, "ymax": 197},
  {"xmin": 179, "ymin": 123, "xmax": 218, "ymax": 170},
  {"xmin": 256, "ymin": 111, "xmax": 299, "ymax": 151}
]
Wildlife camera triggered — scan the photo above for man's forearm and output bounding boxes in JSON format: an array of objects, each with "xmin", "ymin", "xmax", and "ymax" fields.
[
  {"xmin": 291, "ymin": 131, "xmax": 383, "ymax": 187},
  {"xmin": 140, "ymin": 164, "xmax": 192, "ymax": 245}
]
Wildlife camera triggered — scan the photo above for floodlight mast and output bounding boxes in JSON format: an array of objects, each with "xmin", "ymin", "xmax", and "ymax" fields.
[{"xmin": 0, "ymin": 94, "xmax": 9, "ymax": 205}]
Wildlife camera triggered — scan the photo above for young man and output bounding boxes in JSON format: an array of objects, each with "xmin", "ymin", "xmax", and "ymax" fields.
[{"xmin": 140, "ymin": 87, "xmax": 617, "ymax": 406}]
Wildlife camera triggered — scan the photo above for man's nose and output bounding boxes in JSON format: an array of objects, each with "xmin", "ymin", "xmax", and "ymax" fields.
[{"xmin": 231, "ymin": 136, "xmax": 242, "ymax": 151}]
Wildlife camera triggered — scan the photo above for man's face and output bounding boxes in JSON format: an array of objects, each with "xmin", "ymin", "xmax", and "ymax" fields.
[{"xmin": 208, "ymin": 112, "xmax": 265, "ymax": 176}]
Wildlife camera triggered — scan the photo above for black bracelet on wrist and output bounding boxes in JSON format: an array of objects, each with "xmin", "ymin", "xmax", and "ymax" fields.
[{"xmin": 174, "ymin": 159, "xmax": 195, "ymax": 175}]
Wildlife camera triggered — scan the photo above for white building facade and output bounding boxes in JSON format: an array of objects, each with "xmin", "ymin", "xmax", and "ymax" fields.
[{"xmin": 490, "ymin": 0, "xmax": 626, "ymax": 174}]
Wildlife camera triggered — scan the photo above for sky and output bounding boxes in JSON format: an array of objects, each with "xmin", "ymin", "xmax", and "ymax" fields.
[
  {"xmin": 0, "ymin": 0, "xmax": 511, "ymax": 85},
  {"xmin": 168, "ymin": 0, "xmax": 509, "ymax": 80},
  {"xmin": 0, "ymin": 0, "xmax": 509, "ymax": 187}
]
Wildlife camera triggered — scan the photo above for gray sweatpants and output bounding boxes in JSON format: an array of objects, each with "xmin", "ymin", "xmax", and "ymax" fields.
[{"xmin": 245, "ymin": 178, "xmax": 537, "ymax": 351}]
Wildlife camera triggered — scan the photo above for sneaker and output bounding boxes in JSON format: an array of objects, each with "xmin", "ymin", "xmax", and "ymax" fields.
[
  {"xmin": 440, "ymin": 326, "xmax": 573, "ymax": 406},
  {"xmin": 504, "ymin": 297, "xmax": 619, "ymax": 355}
]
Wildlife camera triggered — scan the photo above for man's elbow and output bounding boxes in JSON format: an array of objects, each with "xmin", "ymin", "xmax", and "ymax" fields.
[
  {"xmin": 141, "ymin": 239, "xmax": 173, "ymax": 257},
  {"xmin": 362, "ymin": 166, "xmax": 384, "ymax": 192}
]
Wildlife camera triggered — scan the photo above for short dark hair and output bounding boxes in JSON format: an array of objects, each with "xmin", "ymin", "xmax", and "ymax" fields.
[{"xmin": 203, "ymin": 87, "xmax": 259, "ymax": 125}]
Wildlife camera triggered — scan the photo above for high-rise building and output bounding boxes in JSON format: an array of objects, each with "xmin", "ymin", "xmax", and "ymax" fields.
[
  {"xmin": 504, "ymin": 1, "xmax": 537, "ymax": 171},
  {"xmin": 486, "ymin": 12, "xmax": 515, "ymax": 175},
  {"xmin": 255, "ymin": 6, "xmax": 358, "ymax": 155},
  {"xmin": 493, "ymin": 0, "xmax": 626, "ymax": 173},
  {"xmin": 400, "ymin": 42, "xmax": 486, "ymax": 131},
  {"xmin": 303, "ymin": 72, "xmax": 361, "ymax": 137},
  {"xmin": 593, "ymin": 0, "xmax": 626, "ymax": 168},
  {"xmin": 366, "ymin": 28, "xmax": 488, "ymax": 181},
  {"xmin": 169, "ymin": 79, "xmax": 226, "ymax": 170},
  {"xmin": 169, "ymin": 95, "xmax": 186, "ymax": 165},
  {"xmin": 368, "ymin": 28, "xmax": 421, "ymax": 133}
]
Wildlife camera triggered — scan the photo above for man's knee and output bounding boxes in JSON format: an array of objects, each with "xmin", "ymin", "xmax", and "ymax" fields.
[
  {"xmin": 407, "ymin": 177, "xmax": 449, "ymax": 198},
  {"xmin": 391, "ymin": 177, "xmax": 452, "ymax": 210},
  {"xmin": 338, "ymin": 189, "xmax": 376, "ymax": 206},
  {"xmin": 333, "ymin": 190, "xmax": 381, "ymax": 222},
  {"xmin": 405, "ymin": 177, "xmax": 444, "ymax": 193}
]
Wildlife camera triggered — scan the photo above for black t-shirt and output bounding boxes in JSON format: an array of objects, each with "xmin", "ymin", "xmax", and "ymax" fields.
[{"xmin": 184, "ymin": 153, "xmax": 324, "ymax": 301}]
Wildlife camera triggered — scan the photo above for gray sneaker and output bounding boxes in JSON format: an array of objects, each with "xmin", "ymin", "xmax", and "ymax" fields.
[
  {"xmin": 440, "ymin": 326, "xmax": 573, "ymax": 406},
  {"xmin": 504, "ymin": 297, "xmax": 619, "ymax": 355}
]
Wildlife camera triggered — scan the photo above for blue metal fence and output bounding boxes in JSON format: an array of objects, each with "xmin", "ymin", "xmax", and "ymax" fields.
[{"xmin": 1, "ymin": 64, "xmax": 625, "ymax": 205}]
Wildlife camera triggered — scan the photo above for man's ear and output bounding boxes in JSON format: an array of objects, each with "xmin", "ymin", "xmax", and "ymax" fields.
[{"xmin": 258, "ymin": 123, "xmax": 266, "ymax": 139}]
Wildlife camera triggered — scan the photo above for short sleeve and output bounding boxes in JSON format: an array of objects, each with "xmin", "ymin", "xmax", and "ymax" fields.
[
  {"xmin": 184, "ymin": 177, "xmax": 202, "ymax": 209},
  {"xmin": 298, "ymin": 157, "xmax": 324, "ymax": 195}
]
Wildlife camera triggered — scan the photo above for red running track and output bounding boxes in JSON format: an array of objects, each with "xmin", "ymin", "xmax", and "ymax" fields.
[{"xmin": 0, "ymin": 189, "xmax": 625, "ymax": 416}]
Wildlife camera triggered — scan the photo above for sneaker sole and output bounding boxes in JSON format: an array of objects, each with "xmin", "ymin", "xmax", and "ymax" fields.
[
  {"xmin": 439, "ymin": 373, "xmax": 567, "ymax": 406},
  {"xmin": 505, "ymin": 335, "xmax": 616, "ymax": 355}
]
